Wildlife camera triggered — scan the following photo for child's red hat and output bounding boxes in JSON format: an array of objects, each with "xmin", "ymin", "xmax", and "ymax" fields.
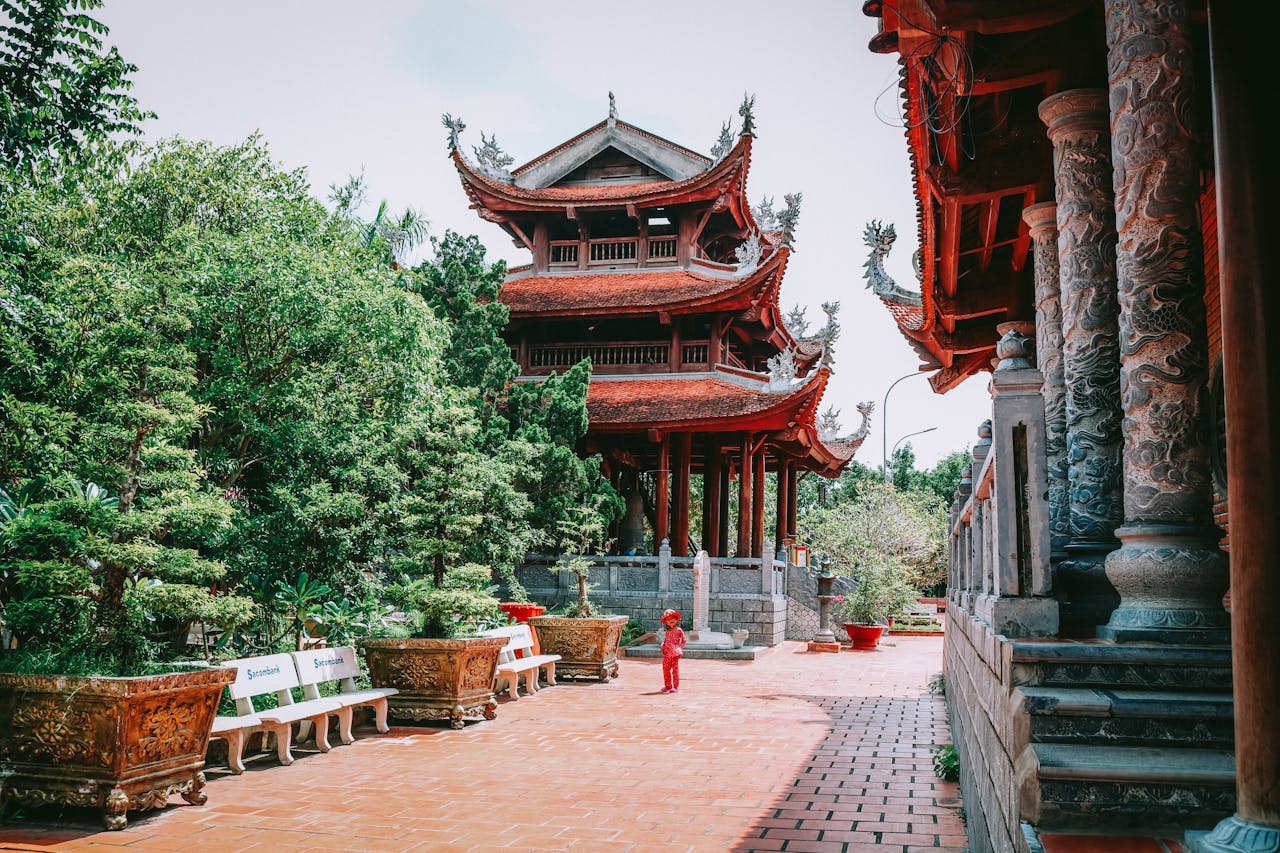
[{"xmin": 661, "ymin": 609, "xmax": 681, "ymax": 622}]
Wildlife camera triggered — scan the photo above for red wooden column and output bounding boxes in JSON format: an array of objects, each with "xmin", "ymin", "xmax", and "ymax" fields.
[
  {"xmin": 751, "ymin": 448, "xmax": 766, "ymax": 557},
  {"xmin": 718, "ymin": 458, "xmax": 731, "ymax": 557},
  {"xmin": 736, "ymin": 432, "xmax": 753, "ymax": 557},
  {"xmin": 786, "ymin": 465, "xmax": 798, "ymax": 539},
  {"xmin": 672, "ymin": 433, "xmax": 691, "ymax": 556},
  {"xmin": 655, "ymin": 434, "xmax": 670, "ymax": 550},
  {"xmin": 775, "ymin": 460, "xmax": 790, "ymax": 548},
  {"xmin": 1188, "ymin": 2, "xmax": 1280, "ymax": 845},
  {"xmin": 705, "ymin": 440, "xmax": 722, "ymax": 557}
]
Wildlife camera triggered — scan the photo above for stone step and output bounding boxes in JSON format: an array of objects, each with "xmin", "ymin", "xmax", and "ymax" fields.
[
  {"xmin": 1009, "ymin": 640, "xmax": 1233, "ymax": 691},
  {"xmin": 1019, "ymin": 686, "xmax": 1235, "ymax": 748},
  {"xmin": 1025, "ymin": 743, "xmax": 1236, "ymax": 832}
]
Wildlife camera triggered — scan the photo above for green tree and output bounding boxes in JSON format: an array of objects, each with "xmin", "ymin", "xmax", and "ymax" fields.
[{"xmin": 0, "ymin": 0, "xmax": 151, "ymax": 179}]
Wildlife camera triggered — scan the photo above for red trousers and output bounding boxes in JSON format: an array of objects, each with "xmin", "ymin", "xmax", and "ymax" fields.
[{"xmin": 662, "ymin": 654, "xmax": 680, "ymax": 690}]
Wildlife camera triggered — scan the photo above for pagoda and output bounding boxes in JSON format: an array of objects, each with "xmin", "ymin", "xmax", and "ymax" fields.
[{"xmin": 446, "ymin": 95, "xmax": 872, "ymax": 559}]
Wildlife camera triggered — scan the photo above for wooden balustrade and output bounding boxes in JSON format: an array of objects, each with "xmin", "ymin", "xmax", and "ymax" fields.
[{"xmin": 588, "ymin": 237, "xmax": 637, "ymax": 264}]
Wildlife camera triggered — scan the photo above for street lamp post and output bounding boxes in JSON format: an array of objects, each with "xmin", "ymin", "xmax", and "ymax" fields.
[
  {"xmin": 881, "ymin": 370, "xmax": 928, "ymax": 477},
  {"xmin": 886, "ymin": 427, "xmax": 937, "ymax": 481}
]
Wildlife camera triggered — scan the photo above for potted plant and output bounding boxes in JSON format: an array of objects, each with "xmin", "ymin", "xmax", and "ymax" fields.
[
  {"xmin": 361, "ymin": 564, "xmax": 508, "ymax": 728},
  {"xmin": 0, "ymin": 477, "xmax": 253, "ymax": 830},
  {"xmin": 528, "ymin": 507, "xmax": 628, "ymax": 682},
  {"xmin": 838, "ymin": 557, "xmax": 919, "ymax": 650}
]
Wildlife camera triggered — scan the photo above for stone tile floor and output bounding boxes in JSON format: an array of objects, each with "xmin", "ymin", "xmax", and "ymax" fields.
[{"xmin": 0, "ymin": 636, "xmax": 965, "ymax": 852}]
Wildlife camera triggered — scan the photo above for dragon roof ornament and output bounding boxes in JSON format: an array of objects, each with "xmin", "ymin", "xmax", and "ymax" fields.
[
  {"xmin": 443, "ymin": 113, "xmax": 466, "ymax": 153},
  {"xmin": 817, "ymin": 301, "xmax": 841, "ymax": 367},
  {"xmin": 738, "ymin": 92, "xmax": 757, "ymax": 137},
  {"xmin": 473, "ymin": 132, "xmax": 515, "ymax": 181},
  {"xmin": 734, "ymin": 233, "xmax": 763, "ymax": 271},
  {"xmin": 767, "ymin": 346, "xmax": 799, "ymax": 390},
  {"xmin": 863, "ymin": 219, "xmax": 923, "ymax": 305},
  {"xmin": 711, "ymin": 119, "xmax": 735, "ymax": 161},
  {"xmin": 779, "ymin": 192, "xmax": 803, "ymax": 247}
]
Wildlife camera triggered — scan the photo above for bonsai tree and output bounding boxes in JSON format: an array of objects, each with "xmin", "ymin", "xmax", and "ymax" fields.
[
  {"xmin": 552, "ymin": 504, "xmax": 611, "ymax": 618},
  {"xmin": 838, "ymin": 556, "xmax": 920, "ymax": 627},
  {"xmin": 383, "ymin": 563, "xmax": 503, "ymax": 639}
]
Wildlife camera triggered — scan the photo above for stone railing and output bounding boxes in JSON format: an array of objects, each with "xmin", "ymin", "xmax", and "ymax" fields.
[
  {"xmin": 509, "ymin": 540, "xmax": 789, "ymax": 644},
  {"xmin": 517, "ymin": 539, "xmax": 786, "ymax": 598},
  {"xmin": 947, "ymin": 330, "xmax": 1059, "ymax": 638}
]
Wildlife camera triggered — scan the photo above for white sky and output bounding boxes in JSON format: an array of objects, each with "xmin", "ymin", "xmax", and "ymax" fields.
[{"xmin": 97, "ymin": 0, "xmax": 993, "ymax": 469}]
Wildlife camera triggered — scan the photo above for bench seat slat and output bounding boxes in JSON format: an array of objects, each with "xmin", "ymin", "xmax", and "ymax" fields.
[{"xmin": 257, "ymin": 697, "xmax": 342, "ymax": 725}]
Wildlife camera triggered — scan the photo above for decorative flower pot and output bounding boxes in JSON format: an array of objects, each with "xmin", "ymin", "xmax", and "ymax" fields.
[
  {"xmin": 362, "ymin": 636, "xmax": 506, "ymax": 729},
  {"xmin": 528, "ymin": 614, "xmax": 628, "ymax": 681},
  {"xmin": 843, "ymin": 623, "xmax": 886, "ymax": 651},
  {"xmin": 0, "ymin": 666, "xmax": 235, "ymax": 830}
]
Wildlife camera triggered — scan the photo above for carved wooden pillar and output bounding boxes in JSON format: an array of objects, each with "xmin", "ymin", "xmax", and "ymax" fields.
[
  {"xmin": 775, "ymin": 460, "xmax": 790, "ymax": 548},
  {"xmin": 705, "ymin": 440, "xmax": 722, "ymax": 557},
  {"xmin": 1039, "ymin": 88, "xmax": 1124, "ymax": 636},
  {"xmin": 672, "ymin": 432, "xmax": 691, "ymax": 557},
  {"xmin": 1187, "ymin": 1, "xmax": 1280, "ymax": 846},
  {"xmin": 655, "ymin": 434, "xmax": 670, "ymax": 552},
  {"xmin": 1098, "ymin": 0, "xmax": 1229, "ymax": 644},
  {"xmin": 709, "ymin": 315, "xmax": 723, "ymax": 367},
  {"xmin": 736, "ymin": 433, "xmax": 752, "ymax": 557},
  {"xmin": 751, "ymin": 449, "xmax": 766, "ymax": 558},
  {"xmin": 1023, "ymin": 202, "xmax": 1069, "ymax": 560},
  {"xmin": 786, "ymin": 464, "xmax": 797, "ymax": 539}
]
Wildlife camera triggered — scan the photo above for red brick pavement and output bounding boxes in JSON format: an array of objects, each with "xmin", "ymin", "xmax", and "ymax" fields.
[{"xmin": 0, "ymin": 637, "xmax": 966, "ymax": 853}]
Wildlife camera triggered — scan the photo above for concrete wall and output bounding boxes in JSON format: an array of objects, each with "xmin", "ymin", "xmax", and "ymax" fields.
[{"xmin": 944, "ymin": 607, "xmax": 1029, "ymax": 853}]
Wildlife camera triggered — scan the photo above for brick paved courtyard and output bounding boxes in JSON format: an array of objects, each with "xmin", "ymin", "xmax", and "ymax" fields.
[{"xmin": 0, "ymin": 636, "xmax": 966, "ymax": 853}]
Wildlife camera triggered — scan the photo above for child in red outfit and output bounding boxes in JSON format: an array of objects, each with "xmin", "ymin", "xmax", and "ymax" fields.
[{"xmin": 659, "ymin": 609, "xmax": 687, "ymax": 693}]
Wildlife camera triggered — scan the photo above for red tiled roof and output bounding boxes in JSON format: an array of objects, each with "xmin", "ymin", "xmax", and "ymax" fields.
[
  {"xmin": 501, "ymin": 248, "xmax": 788, "ymax": 317},
  {"xmin": 587, "ymin": 375, "xmax": 817, "ymax": 429},
  {"xmin": 453, "ymin": 135, "xmax": 750, "ymax": 212},
  {"xmin": 502, "ymin": 269, "xmax": 746, "ymax": 315}
]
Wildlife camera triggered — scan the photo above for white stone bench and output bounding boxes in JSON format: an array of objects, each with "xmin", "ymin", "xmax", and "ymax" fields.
[
  {"xmin": 481, "ymin": 623, "xmax": 561, "ymax": 700},
  {"xmin": 209, "ymin": 652, "xmax": 342, "ymax": 774},
  {"xmin": 291, "ymin": 646, "xmax": 398, "ymax": 744}
]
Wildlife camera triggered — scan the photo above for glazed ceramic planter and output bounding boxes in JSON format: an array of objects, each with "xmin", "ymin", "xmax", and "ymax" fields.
[
  {"xmin": 0, "ymin": 666, "xmax": 235, "ymax": 830},
  {"xmin": 361, "ymin": 636, "xmax": 506, "ymax": 729},
  {"xmin": 843, "ymin": 623, "xmax": 887, "ymax": 651},
  {"xmin": 528, "ymin": 614, "xmax": 628, "ymax": 681}
]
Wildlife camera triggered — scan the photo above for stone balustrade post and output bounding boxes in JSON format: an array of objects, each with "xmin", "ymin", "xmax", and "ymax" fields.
[
  {"xmin": 974, "ymin": 330, "xmax": 1060, "ymax": 637},
  {"xmin": 1039, "ymin": 87, "xmax": 1125, "ymax": 636},
  {"xmin": 1098, "ymin": 0, "xmax": 1229, "ymax": 645},
  {"xmin": 657, "ymin": 538, "xmax": 671, "ymax": 593},
  {"xmin": 760, "ymin": 539, "xmax": 774, "ymax": 594}
]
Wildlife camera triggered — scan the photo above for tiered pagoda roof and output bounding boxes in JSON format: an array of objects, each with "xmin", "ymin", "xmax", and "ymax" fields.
[{"xmin": 446, "ymin": 97, "xmax": 869, "ymax": 478}]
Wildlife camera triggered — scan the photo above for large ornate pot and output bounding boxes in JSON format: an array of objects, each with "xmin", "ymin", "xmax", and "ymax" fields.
[
  {"xmin": 361, "ymin": 636, "xmax": 506, "ymax": 729},
  {"xmin": 0, "ymin": 666, "xmax": 235, "ymax": 830},
  {"xmin": 528, "ymin": 614, "xmax": 628, "ymax": 681}
]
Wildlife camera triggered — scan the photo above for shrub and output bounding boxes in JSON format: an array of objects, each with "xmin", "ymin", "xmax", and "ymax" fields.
[{"xmin": 933, "ymin": 743, "xmax": 960, "ymax": 782}]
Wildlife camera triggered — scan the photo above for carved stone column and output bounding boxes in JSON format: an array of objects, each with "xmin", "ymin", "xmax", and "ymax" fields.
[
  {"xmin": 1022, "ymin": 202, "xmax": 1069, "ymax": 559},
  {"xmin": 1098, "ymin": 0, "xmax": 1229, "ymax": 644},
  {"xmin": 1039, "ymin": 88, "xmax": 1124, "ymax": 636}
]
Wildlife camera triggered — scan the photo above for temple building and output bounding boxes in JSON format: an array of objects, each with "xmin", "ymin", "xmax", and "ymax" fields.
[
  {"xmin": 863, "ymin": 2, "xmax": 1276, "ymax": 853},
  {"xmin": 445, "ymin": 96, "xmax": 871, "ymax": 561}
]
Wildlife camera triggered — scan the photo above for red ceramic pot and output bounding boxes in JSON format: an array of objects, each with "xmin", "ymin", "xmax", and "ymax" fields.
[{"xmin": 843, "ymin": 623, "xmax": 886, "ymax": 651}]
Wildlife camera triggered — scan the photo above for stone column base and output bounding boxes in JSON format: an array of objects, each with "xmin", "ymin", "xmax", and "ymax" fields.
[
  {"xmin": 1099, "ymin": 524, "xmax": 1230, "ymax": 645},
  {"xmin": 975, "ymin": 594, "xmax": 1059, "ymax": 638},
  {"xmin": 1185, "ymin": 816, "xmax": 1280, "ymax": 853}
]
